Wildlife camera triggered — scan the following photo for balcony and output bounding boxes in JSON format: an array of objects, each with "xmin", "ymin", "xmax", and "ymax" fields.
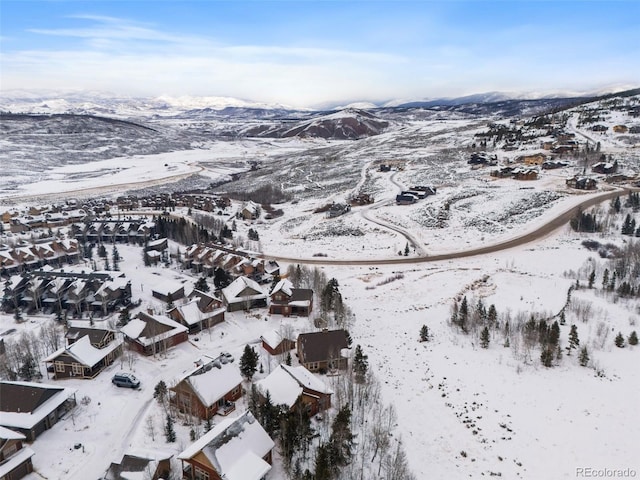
[{"xmin": 217, "ymin": 400, "xmax": 235, "ymax": 416}]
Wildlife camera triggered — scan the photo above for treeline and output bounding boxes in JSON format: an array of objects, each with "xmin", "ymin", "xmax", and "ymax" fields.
[
  {"xmin": 152, "ymin": 215, "xmax": 219, "ymax": 245},
  {"xmin": 449, "ymin": 295, "xmax": 588, "ymax": 368}
]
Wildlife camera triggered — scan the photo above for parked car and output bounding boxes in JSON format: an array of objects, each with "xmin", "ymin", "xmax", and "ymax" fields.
[
  {"xmin": 220, "ymin": 352, "xmax": 234, "ymax": 363},
  {"xmin": 112, "ymin": 372, "xmax": 140, "ymax": 389}
]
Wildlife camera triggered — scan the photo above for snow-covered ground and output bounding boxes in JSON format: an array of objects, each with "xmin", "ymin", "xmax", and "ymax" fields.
[{"xmin": 1, "ymin": 93, "xmax": 640, "ymax": 479}]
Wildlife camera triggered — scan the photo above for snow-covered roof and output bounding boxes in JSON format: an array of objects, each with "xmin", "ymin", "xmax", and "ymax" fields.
[
  {"xmin": 281, "ymin": 364, "xmax": 333, "ymax": 395},
  {"xmin": 221, "ymin": 276, "xmax": 266, "ymax": 304},
  {"xmin": 260, "ymin": 329, "xmax": 284, "ymax": 350},
  {"xmin": 44, "ymin": 335, "xmax": 123, "ymax": 368},
  {"xmin": 121, "ymin": 314, "xmax": 187, "ymax": 346},
  {"xmin": 271, "ymin": 278, "xmax": 293, "ymax": 297},
  {"xmin": 255, "ymin": 366, "xmax": 303, "ymax": 408},
  {"xmin": 150, "ymin": 279, "xmax": 183, "ymax": 296},
  {"xmin": 0, "ymin": 425, "xmax": 25, "ymax": 440},
  {"xmin": 178, "ymin": 411, "xmax": 274, "ymax": 480},
  {"xmin": 0, "ymin": 445, "xmax": 35, "ymax": 477},
  {"xmin": 0, "ymin": 381, "xmax": 77, "ymax": 430},
  {"xmin": 172, "ymin": 300, "xmax": 224, "ymax": 326},
  {"xmin": 179, "ymin": 357, "xmax": 242, "ymax": 407}
]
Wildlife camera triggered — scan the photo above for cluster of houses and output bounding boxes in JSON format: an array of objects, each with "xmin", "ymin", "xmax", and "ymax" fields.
[
  {"xmin": 181, "ymin": 242, "xmax": 279, "ymax": 283},
  {"xmin": 0, "ymin": 324, "xmax": 350, "ymax": 480},
  {"xmin": 396, "ymin": 185, "xmax": 437, "ymax": 205},
  {"xmin": 115, "ymin": 192, "xmax": 232, "ymax": 213},
  {"xmin": 2, "ymin": 269, "xmax": 132, "ymax": 316},
  {"xmin": 71, "ymin": 220, "xmax": 155, "ymax": 245},
  {"xmin": 0, "ymin": 239, "xmax": 80, "ymax": 275}
]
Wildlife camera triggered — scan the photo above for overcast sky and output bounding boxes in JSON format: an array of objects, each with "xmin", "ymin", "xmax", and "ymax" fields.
[{"xmin": 1, "ymin": 0, "xmax": 638, "ymax": 108}]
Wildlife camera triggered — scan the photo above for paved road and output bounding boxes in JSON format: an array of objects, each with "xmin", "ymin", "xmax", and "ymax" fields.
[{"xmin": 261, "ymin": 188, "xmax": 626, "ymax": 266}]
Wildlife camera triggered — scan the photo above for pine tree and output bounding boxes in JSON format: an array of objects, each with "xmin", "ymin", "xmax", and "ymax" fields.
[
  {"xmin": 588, "ymin": 270, "xmax": 595, "ymax": 289},
  {"xmin": 487, "ymin": 304, "xmax": 497, "ymax": 327},
  {"xmin": 153, "ymin": 380, "xmax": 167, "ymax": 404},
  {"xmin": 240, "ymin": 345, "xmax": 259, "ymax": 381},
  {"xmin": 559, "ymin": 310, "xmax": 566, "ymax": 326},
  {"xmin": 540, "ymin": 347, "xmax": 554, "ymax": 367},
  {"xmin": 328, "ymin": 405, "xmax": 354, "ymax": 468},
  {"xmin": 285, "ymin": 351, "xmax": 292, "ymax": 366},
  {"xmin": 629, "ymin": 331, "xmax": 639, "ymax": 346},
  {"xmin": 419, "ymin": 325, "xmax": 429, "ymax": 342},
  {"xmin": 194, "ymin": 276, "xmax": 209, "ymax": 292},
  {"xmin": 579, "ymin": 346, "xmax": 590, "ymax": 367},
  {"xmin": 614, "ymin": 196, "xmax": 621, "ymax": 213},
  {"xmin": 314, "ymin": 443, "xmax": 332, "ymax": 480},
  {"xmin": 568, "ymin": 324, "xmax": 579, "ymax": 354},
  {"xmin": 164, "ymin": 414, "xmax": 176, "ymax": 442},
  {"xmin": 615, "ymin": 332, "xmax": 625, "ymax": 348},
  {"xmin": 404, "ymin": 243, "xmax": 409, "ymax": 256},
  {"xmin": 548, "ymin": 321, "xmax": 560, "ymax": 347},
  {"xmin": 480, "ymin": 327, "xmax": 490, "ymax": 349},
  {"xmin": 458, "ymin": 296, "xmax": 468, "ymax": 333},
  {"xmin": 602, "ymin": 269, "xmax": 609, "ymax": 290},
  {"xmin": 352, "ymin": 345, "xmax": 368, "ymax": 383}
]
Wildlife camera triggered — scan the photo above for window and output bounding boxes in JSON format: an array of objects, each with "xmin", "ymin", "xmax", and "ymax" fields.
[
  {"xmin": 194, "ymin": 466, "xmax": 210, "ymax": 480},
  {"xmin": 72, "ymin": 364, "xmax": 84, "ymax": 376},
  {"xmin": 55, "ymin": 361, "xmax": 65, "ymax": 373},
  {"xmin": 308, "ymin": 362, "xmax": 319, "ymax": 371}
]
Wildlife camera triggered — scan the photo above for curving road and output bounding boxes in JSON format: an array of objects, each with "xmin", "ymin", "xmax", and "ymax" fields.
[{"xmin": 260, "ymin": 188, "xmax": 627, "ymax": 266}]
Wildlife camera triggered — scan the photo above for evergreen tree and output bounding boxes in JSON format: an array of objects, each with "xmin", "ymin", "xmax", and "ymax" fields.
[
  {"xmin": 628, "ymin": 331, "xmax": 638, "ymax": 346},
  {"xmin": 613, "ymin": 196, "xmax": 621, "ymax": 213},
  {"xmin": 404, "ymin": 243, "xmax": 409, "ymax": 256},
  {"xmin": 119, "ymin": 307, "xmax": 131, "ymax": 326},
  {"xmin": 18, "ymin": 353, "xmax": 40, "ymax": 381},
  {"xmin": 194, "ymin": 276, "xmax": 209, "ymax": 292},
  {"xmin": 259, "ymin": 391, "xmax": 281, "ymax": 436},
  {"xmin": 314, "ymin": 443, "xmax": 332, "ymax": 480},
  {"xmin": 487, "ymin": 304, "xmax": 498, "ymax": 327},
  {"xmin": 328, "ymin": 405, "xmax": 354, "ymax": 468},
  {"xmin": 559, "ymin": 310, "xmax": 566, "ymax": 326},
  {"xmin": 540, "ymin": 347, "xmax": 554, "ymax": 367},
  {"xmin": 568, "ymin": 324, "xmax": 579, "ymax": 354},
  {"xmin": 419, "ymin": 324, "xmax": 429, "ymax": 342},
  {"xmin": 615, "ymin": 332, "xmax": 625, "ymax": 348},
  {"xmin": 458, "ymin": 297, "xmax": 468, "ymax": 333},
  {"xmin": 153, "ymin": 380, "xmax": 167, "ymax": 404},
  {"xmin": 579, "ymin": 346, "xmax": 590, "ymax": 367},
  {"xmin": 602, "ymin": 269, "xmax": 609, "ymax": 290},
  {"xmin": 548, "ymin": 321, "xmax": 560, "ymax": 347},
  {"xmin": 240, "ymin": 345, "xmax": 259, "ymax": 381},
  {"xmin": 588, "ymin": 270, "xmax": 595, "ymax": 289},
  {"xmin": 204, "ymin": 416, "xmax": 213, "ymax": 432},
  {"xmin": 213, "ymin": 267, "xmax": 231, "ymax": 289},
  {"xmin": 164, "ymin": 414, "xmax": 176, "ymax": 442},
  {"xmin": 480, "ymin": 327, "xmax": 490, "ymax": 349},
  {"xmin": 285, "ymin": 351, "xmax": 292, "ymax": 366},
  {"xmin": 352, "ymin": 345, "xmax": 368, "ymax": 383}
]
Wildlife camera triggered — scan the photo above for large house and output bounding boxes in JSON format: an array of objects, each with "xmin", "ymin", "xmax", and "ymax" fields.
[
  {"xmin": 0, "ymin": 381, "xmax": 76, "ymax": 441},
  {"xmin": 220, "ymin": 276, "xmax": 267, "ymax": 312},
  {"xmin": 256, "ymin": 364, "xmax": 333, "ymax": 416},
  {"xmin": 120, "ymin": 313, "xmax": 188, "ymax": 356},
  {"xmin": 170, "ymin": 354, "xmax": 243, "ymax": 420},
  {"xmin": 297, "ymin": 329, "xmax": 350, "ymax": 372},
  {"xmin": 269, "ymin": 279, "xmax": 313, "ymax": 317},
  {"xmin": 178, "ymin": 411, "xmax": 274, "ymax": 480},
  {"xmin": 0, "ymin": 426, "xmax": 35, "ymax": 480},
  {"xmin": 44, "ymin": 331, "xmax": 122, "ymax": 380}
]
